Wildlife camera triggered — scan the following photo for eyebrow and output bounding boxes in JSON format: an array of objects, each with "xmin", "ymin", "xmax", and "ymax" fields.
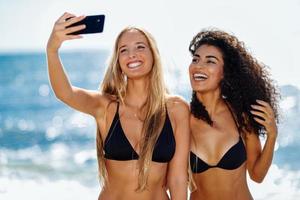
[
  {"xmin": 193, "ymin": 54, "xmax": 220, "ymax": 61},
  {"xmin": 119, "ymin": 42, "xmax": 147, "ymax": 50},
  {"xmin": 136, "ymin": 42, "xmax": 146, "ymax": 45}
]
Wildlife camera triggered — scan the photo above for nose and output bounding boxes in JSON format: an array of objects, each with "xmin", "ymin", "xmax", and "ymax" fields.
[
  {"xmin": 128, "ymin": 49, "xmax": 137, "ymax": 58},
  {"xmin": 191, "ymin": 62, "xmax": 205, "ymax": 69}
]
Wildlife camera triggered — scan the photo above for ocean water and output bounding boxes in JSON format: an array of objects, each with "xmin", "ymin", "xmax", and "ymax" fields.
[{"xmin": 0, "ymin": 51, "xmax": 299, "ymax": 199}]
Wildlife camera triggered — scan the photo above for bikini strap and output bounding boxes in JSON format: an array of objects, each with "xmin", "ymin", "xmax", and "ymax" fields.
[
  {"xmin": 116, "ymin": 101, "xmax": 120, "ymax": 113},
  {"xmin": 224, "ymin": 101, "xmax": 241, "ymax": 134}
]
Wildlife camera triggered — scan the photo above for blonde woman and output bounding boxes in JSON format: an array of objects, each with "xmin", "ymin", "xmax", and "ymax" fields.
[{"xmin": 47, "ymin": 13, "xmax": 190, "ymax": 200}]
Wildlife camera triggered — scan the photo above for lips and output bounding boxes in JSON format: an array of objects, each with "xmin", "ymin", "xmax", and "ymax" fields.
[
  {"xmin": 127, "ymin": 61, "xmax": 142, "ymax": 69},
  {"xmin": 193, "ymin": 72, "xmax": 208, "ymax": 81}
]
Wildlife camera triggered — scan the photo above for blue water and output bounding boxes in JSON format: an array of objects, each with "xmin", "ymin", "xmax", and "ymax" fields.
[
  {"xmin": 0, "ymin": 51, "xmax": 108, "ymax": 148},
  {"xmin": 0, "ymin": 51, "xmax": 300, "ymax": 193},
  {"xmin": 0, "ymin": 51, "xmax": 109, "ymax": 186}
]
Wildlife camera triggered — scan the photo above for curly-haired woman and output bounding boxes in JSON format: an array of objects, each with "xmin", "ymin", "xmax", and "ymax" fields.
[
  {"xmin": 47, "ymin": 13, "xmax": 190, "ymax": 200},
  {"xmin": 188, "ymin": 29, "xmax": 279, "ymax": 200}
]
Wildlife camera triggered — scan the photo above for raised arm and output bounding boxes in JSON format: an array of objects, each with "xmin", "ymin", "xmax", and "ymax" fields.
[
  {"xmin": 245, "ymin": 100, "xmax": 278, "ymax": 183},
  {"xmin": 46, "ymin": 12, "xmax": 108, "ymax": 117},
  {"xmin": 167, "ymin": 96, "xmax": 190, "ymax": 200}
]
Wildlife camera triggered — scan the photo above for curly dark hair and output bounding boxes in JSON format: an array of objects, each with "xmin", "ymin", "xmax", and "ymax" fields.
[{"xmin": 189, "ymin": 28, "xmax": 280, "ymax": 136}]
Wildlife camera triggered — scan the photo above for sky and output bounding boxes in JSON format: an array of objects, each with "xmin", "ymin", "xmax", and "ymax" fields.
[{"xmin": 0, "ymin": 0, "xmax": 300, "ymax": 88}]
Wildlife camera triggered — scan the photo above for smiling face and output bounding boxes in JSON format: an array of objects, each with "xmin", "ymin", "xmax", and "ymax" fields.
[
  {"xmin": 189, "ymin": 44, "xmax": 224, "ymax": 93},
  {"xmin": 117, "ymin": 29, "xmax": 154, "ymax": 80}
]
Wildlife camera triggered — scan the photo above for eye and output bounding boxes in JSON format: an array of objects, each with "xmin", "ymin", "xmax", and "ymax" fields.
[
  {"xmin": 119, "ymin": 48, "xmax": 128, "ymax": 54},
  {"xmin": 137, "ymin": 45, "xmax": 146, "ymax": 50},
  {"xmin": 192, "ymin": 58, "xmax": 199, "ymax": 63},
  {"xmin": 207, "ymin": 60, "xmax": 216, "ymax": 64}
]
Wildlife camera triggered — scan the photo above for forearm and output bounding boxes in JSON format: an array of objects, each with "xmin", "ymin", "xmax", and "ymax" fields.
[
  {"xmin": 169, "ymin": 177, "xmax": 188, "ymax": 200},
  {"xmin": 251, "ymin": 135, "xmax": 276, "ymax": 182},
  {"xmin": 46, "ymin": 13, "xmax": 85, "ymax": 101},
  {"xmin": 46, "ymin": 49, "xmax": 73, "ymax": 100}
]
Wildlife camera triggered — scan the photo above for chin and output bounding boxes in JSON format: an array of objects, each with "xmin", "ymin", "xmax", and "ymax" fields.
[
  {"xmin": 192, "ymin": 85, "xmax": 214, "ymax": 93},
  {"xmin": 126, "ymin": 68, "xmax": 152, "ymax": 78},
  {"xmin": 193, "ymin": 86, "xmax": 221, "ymax": 94},
  {"xmin": 193, "ymin": 89, "xmax": 207, "ymax": 93},
  {"xmin": 192, "ymin": 82, "xmax": 220, "ymax": 92},
  {"xmin": 127, "ymin": 72, "xmax": 150, "ymax": 80},
  {"xmin": 191, "ymin": 85, "xmax": 205, "ymax": 92}
]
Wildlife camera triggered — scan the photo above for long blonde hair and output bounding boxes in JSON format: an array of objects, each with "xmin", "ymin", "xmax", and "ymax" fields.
[{"xmin": 96, "ymin": 27, "xmax": 168, "ymax": 191}]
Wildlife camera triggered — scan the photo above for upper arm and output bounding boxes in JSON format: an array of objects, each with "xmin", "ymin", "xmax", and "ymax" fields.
[
  {"xmin": 59, "ymin": 86, "xmax": 110, "ymax": 117},
  {"xmin": 244, "ymin": 131, "xmax": 262, "ymax": 176},
  {"xmin": 167, "ymin": 96, "xmax": 190, "ymax": 184}
]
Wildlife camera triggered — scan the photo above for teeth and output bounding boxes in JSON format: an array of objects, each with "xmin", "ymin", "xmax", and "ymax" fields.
[
  {"xmin": 193, "ymin": 73, "xmax": 208, "ymax": 81},
  {"xmin": 128, "ymin": 61, "xmax": 142, "ymax": 68}
]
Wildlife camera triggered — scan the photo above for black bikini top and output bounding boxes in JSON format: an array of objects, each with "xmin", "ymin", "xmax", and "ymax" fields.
[
  {"xmin": 190, "ymin": 136, "xmax": 246, "ymax": 173},
  {"xmin": 190, "ymin": 105, "xmax": 247, "ymax": 173},
  {"xmin": 104, "ymin": 103, "xmax": 176, "ymax": 163}
]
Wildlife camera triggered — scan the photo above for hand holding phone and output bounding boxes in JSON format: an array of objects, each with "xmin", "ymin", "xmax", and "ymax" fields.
[{"xmin": 66, "ymin": 15, "xmax": 105, "ymax": 35}]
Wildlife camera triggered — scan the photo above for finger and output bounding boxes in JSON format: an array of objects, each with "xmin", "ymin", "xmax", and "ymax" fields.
[
  {"xmin": 251, "ymin": 104, "xmax": 273, "ymax": 118},
  {"xmin": 64, "ymin": 24, "xmax": 86, "ymax": 34},
  {"xmin": 256, "ymin": 99, "xmax": 268, "ymax": 106},
  {"xmin": 253, "ymin": 117, "xmax": 266, "ymax": 126},
  {"xmin": 250, "ymin": 110, "xmax": 267, "ymax": 119},
  {"xmin": 57, "ymin": 13, "xmax": 69, "ymax": 22},
  {"xmin": 256, "ymin": 100, "xmax": 274, "ymax": 114},
  {"xmin": 57, "ymin": 12, "xmax": 76, "ymax": 23},
  {"xmin": 63, "ymin": 15, "xmax": 86, "ymax": 27},
  {"xmin": 251, "ymin": 104, "xmax": 268, "ymax": 113},
  {"xmin": 66, "ymin": 35, "xmax": 83, "ymax": 40}
]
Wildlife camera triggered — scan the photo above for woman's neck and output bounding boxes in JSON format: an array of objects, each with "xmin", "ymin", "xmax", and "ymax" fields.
[
  {"xmin": 125, "ymin": 78, "xmax": 149, "ymax": 108},
  {"xmin": 196, "ymin": 89, "xmax": 225, "ymax": 117}
]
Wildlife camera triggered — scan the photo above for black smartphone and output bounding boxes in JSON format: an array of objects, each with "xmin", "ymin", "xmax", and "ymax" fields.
[{"xmin": 66, "ymin": 15, "xmax": 105, "ymax": 35}]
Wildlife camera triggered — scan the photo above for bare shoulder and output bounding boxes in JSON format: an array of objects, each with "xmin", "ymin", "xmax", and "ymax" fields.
[
  {"xmin": 166, "ymin": 94, "xmax": 190, "ymax": 118},
  {"xmin": 92, "ymin": 91, "xmax": 118, "ymax": 117},
  {"xmin": 165, "ymin": 95, "xmax": 190, "ymax": 140},
  {"xmin": 99, "ymin": 92, "xmax": 117, "ymax": 105}
]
